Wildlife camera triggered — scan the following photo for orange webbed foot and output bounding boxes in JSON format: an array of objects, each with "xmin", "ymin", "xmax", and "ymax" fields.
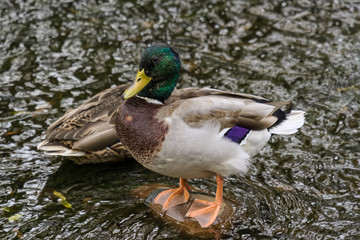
[
  {"xmin": 185, "ymin": 174, "xmax": 224, "ymax": 228},
  {"xmin": 185, "ymin": 199, "xmax": 222, "ymax": 228},
  {"xmin": 154, "ymin": 178, "xmax": 191, "ymax": 211}
]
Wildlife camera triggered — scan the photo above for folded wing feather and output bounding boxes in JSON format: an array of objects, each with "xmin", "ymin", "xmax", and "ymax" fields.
[{"xmin": 160, "ymin": 91, "xmax": 289, "ymax": 131}]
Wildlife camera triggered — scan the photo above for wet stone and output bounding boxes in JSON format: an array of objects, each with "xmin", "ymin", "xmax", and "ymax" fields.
[{"xmin": 132, "ymin": 184, "xmax": 240, "ymax": 237}]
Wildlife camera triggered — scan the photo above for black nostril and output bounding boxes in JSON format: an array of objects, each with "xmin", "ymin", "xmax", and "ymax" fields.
[{"xmin": 137, "ymin": 78, "xmax": 141, "ymax": 82}]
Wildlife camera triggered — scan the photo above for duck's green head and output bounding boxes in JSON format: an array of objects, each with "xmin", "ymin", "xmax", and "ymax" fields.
[{"xmin": 123, "ymin": 44, "xmax": 181, "ymax": 103}]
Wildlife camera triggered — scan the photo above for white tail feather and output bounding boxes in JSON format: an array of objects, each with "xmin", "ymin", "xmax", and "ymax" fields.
[{"xmin": 269, "ymin": 110, "xmax": 305, "ymax": 135}]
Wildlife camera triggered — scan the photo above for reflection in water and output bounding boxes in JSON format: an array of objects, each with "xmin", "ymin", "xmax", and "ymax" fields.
[{"xmin": 1, "ymin": 0, "xmax": 359, "ymax": 239}]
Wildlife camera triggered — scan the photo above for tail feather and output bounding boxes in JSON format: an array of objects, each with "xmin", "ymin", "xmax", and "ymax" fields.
[{"xmin": 269, "ymin": 110, "xmax": 305, "ymax": 135}]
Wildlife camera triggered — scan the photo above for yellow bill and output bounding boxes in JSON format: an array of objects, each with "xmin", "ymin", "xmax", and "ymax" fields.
[{"xmin": 123, "ymin": 69, "xmax": 153, "ymax": 99}]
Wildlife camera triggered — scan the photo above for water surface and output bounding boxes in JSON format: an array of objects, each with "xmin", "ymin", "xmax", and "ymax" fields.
[{"xmin": 1, "ymin": 0, "xmax": 359, "ymax": 239}]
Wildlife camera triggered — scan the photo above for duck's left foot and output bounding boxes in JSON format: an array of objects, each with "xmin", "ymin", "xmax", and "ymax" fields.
[
  {"xmin": 154, "ymin": 178, "xmax": 191, "ymax": 211},
  {"xmin": 185, "ymin": 199, "xmax": 222, "ymax": 228}
]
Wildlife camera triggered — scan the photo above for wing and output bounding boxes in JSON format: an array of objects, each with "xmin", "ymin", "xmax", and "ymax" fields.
[{"xmin": 159, "ymin": 88, "xmax": 291, "ymax": 131}]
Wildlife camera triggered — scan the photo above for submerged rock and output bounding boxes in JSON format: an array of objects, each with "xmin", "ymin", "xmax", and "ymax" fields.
[{"xmin": 132, "ymin": 184, "xmax": 242, "ymax": 238}]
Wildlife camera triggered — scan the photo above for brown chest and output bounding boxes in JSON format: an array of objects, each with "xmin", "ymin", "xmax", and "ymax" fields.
[{"xmin": 115, "ymin": 97, "xmax": 168, "ymax": 163}]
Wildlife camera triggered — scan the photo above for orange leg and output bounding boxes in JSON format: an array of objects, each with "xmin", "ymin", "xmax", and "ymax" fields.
[
  {"xmin": 154, "ymin": 178, "xmax": 191, "ymax": 211},
  {"xmin": 185, "ymin": 174, "xmax": 223, "ymax": 228}
]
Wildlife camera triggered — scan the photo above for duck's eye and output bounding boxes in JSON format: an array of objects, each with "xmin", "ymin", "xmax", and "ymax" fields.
[
  {"xmin": 145, "ymin": 68, "xmax": 151, "ymax": 76},
  {"xmin": 144, "ymin": 56, "xmax": 160, "ymax": 76},
  {"xmin": 152, "ymin": 56, "xmax": 159, "ymax": 63}
]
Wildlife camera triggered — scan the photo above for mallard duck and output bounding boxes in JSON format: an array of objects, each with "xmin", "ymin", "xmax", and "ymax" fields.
[
  {"xmin": 115, "ymin": 44, "xmax": 305, "ymax": 228},
  {"xmin": 37, "ymin": 81, "xmax": 229, "ymax": 164}
]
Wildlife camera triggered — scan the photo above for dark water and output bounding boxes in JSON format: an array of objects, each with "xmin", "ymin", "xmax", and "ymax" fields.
[{"xmin": 1, "ymin": 0, "xmax": 359, "ymax": 239}]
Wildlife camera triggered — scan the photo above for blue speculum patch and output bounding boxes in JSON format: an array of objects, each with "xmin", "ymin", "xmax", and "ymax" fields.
[{"xmin": 224, "ymin": 126, "xmax": 250, "ymax": 144}]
